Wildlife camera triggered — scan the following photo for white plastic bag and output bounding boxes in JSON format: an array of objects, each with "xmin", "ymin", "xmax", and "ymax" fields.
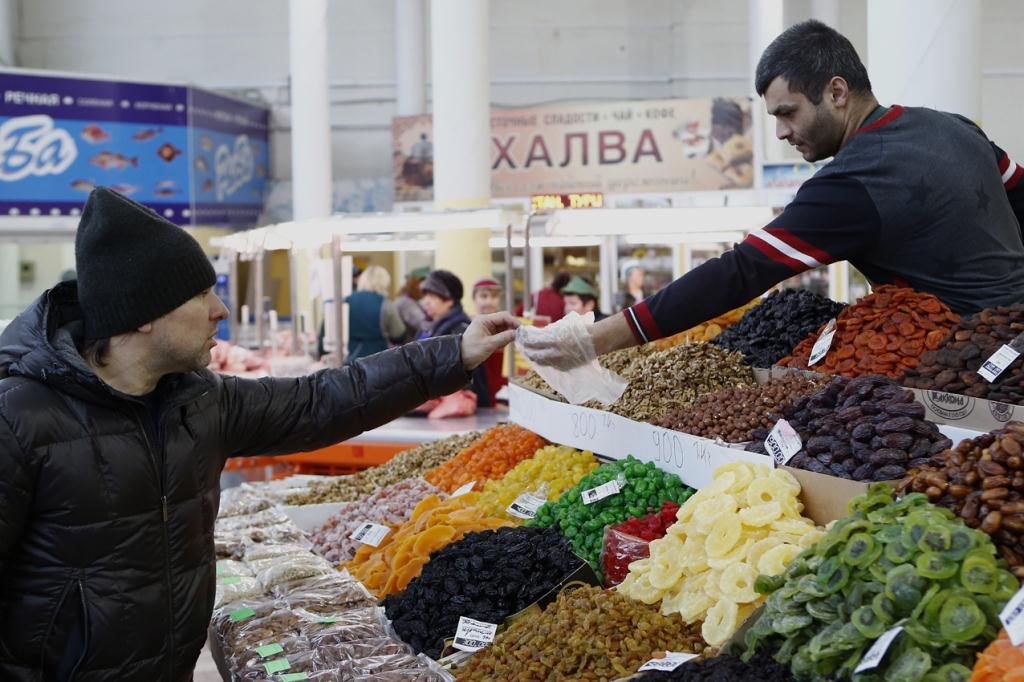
[{"xmin": 516, "ymin": 312, "xmax": 627, "ymax": 405}]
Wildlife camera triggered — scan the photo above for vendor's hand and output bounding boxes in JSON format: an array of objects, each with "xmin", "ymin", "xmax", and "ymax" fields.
[
  {"xmin": 516, "ymin": 312, "xmax": 597, "ymax": 370},
  {"xmin": 461, "ymin": 312, "xmax": 519, "ymax": 370}
]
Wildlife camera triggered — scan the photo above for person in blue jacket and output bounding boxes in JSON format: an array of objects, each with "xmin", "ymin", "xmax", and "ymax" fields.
[{"xmin": 346, "ymin": 265, "xmax": 406, "ymax": 361}]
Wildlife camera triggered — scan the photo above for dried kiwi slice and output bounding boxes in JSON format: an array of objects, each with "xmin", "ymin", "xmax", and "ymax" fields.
[
  {"xmin": 842, "ymin": 532, "xmax": 881, "ymax": 567},
  {"xmin": 916, "ymin": 551, "xmax": 958, "ymax": 580},
  {"xmin": 885, "ymin": 538, "xmax": 916, "ymax": 563},
  {"xmin": 918, "ymin": 524, "xmax": 952, "ymax": 553},
  {"xmin": 960, "ymin": 554, "xmax": 999, "ymax": 594},
  {"xmin": 938, "ymin": 593, "xmax": 987, "ymax": 642},
  {"xmin": 851, "ymin": 604, "xmax": 885, "ymax": 639},
  {"xmin": 806, "ymin": 595, "xmax": 841, "ymax": 622},
  {"xmin": 885, "ymin": 564, "xmax": 927, "ymax": 613},
  {"xmin": 883, "ymin": 646, "xmax": 932, "ymax": 682},
  {"xmin": 926, "ymin": 663, "xmax": 972, "ymax": 682},
  {"xmin": 773, "ymin": 613, "xmax": 814, "ymax": 636},
  {"xmin": 941, "ymin": 526, "xmax": 976, "ymax": 562},
  {"xmin": 755, "ymin": 573, "xmax": 785, "ymax": 595},
  {"xmin": 876, "ymin": 524, "xmax": 903, "ymax": 545},
  {"xmin": 992, "ymin": 568, "xmax": 1019, "ymax": 602},
  {"xmin": 872, "ymin": 592, "xmax": 898, "ymax": 625},
  {"xmin": 901, "ymin": 511, "xmax": 931, "ymax": 549}
]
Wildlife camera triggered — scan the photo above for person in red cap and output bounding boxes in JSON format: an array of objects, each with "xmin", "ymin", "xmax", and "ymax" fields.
[{"xmin": 472, "ymin": 277, "xmax": 508, "ymax": 406}]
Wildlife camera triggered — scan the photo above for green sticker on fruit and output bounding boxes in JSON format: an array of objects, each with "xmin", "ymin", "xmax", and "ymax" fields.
[
  {"xmin": 229, "ymin": 607, "xmax": 255, "ymax": 622},
  {"xmin": 263, "ymin": 658, "xmax": 291, "ymax": 674},
  {"xmin": 220, "ymin": 576, "xmax": 242, "ymax": 585},
  {"xmin": 279, "ymin": 674, "xmax": 308, "ymax": 682},
  {"xmin": 256, "ymin": 643, "xmax": 283, "ymax": 658}
]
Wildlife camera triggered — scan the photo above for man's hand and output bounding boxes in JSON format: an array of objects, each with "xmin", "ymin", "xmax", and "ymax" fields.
[
  {"xmin": 461, "ymin": 312, "xmax": 519, "ymax": 370},
  {"xmin": 518, "ymin": 313, "xmax": 638, "ymax": 370}
]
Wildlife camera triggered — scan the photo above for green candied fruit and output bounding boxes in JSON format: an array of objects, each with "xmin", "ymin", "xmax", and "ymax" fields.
[
  {"xmin": 791, "ymin": 649, "xmax": 815, "ymax": 678},
  {"xmin": 885, "ymin": 538, "xmax": 916, "ymax": 564},
  {"xmin": 872, "ymin": 592, "xmax": 898, "ymax": 625},
  {"xmin": 916, "ymin": 552, "xmax": 958, "ymax": 580},
  {"xmin": 939, "ymin": 592, "xmax": 988, "ymax": 642},
  {"xmin": 842, "ymin": 532, "xmax": 880, "ymax": 567},
  {"xmin": 927, "ymin": 663, "xmax": 972, "ymax": 682},
  {"xmin": 942, "ymin": 526, "xmax": 977, "ymax": 562},
  {"xmin": 885, "ymin": 564, "xmax": 927, "ymax": 614},
  {"xmin": 922, "ymin": 589, "xmax": 952, "ymax": 629},
  {"xmin": 993, "ymin": 568, "xmax": 1020, "ymax": 602},
  {"xmin": 851, "ymin": 604, "xmax": 885, "ymax": 639},
  {"xmin": 918, "ymin": 524, "xmax": 953, "ymax": 553},
  {"xmin": 755, "ymin": 573, "xmax": 786, "ymax": 595},
  {"xmin": 772, "ymin": 613, "xmax": 814, "ymax": 636},
  {"xmin": 960, "ymin": 553, "xmax": 999, "ymax": 595},
  {"xmin": 901, "ymin": 511, "xmax": 932, "ymax": 550},
  {"xmin": 805, "ymin": 595, "xmax": 842, "ymax": 621},
  {"xmin": 876, "ymin": 524, "xmax": 904, "ymax": 545},
  {"xmin": 883, "ymin": 646, "xmax": 932, "ymax": 682},
  {"xmin": 905, "ymin": 619, "xmax": 949, "ymax": 649}
]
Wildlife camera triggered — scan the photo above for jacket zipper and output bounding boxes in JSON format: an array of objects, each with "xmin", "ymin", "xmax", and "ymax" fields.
[
  {"xmin": 65, "ymin": 579, "xmax": 90, "ymax": 680},
  {"xmin": 136, "ymin": 414, "xmax": 176, "ymax": 681}
]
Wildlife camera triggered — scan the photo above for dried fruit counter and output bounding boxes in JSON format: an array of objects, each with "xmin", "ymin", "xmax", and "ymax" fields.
[{"xmin": 207, "ymin": 285, "xmax": 1024, "ymax": 681}]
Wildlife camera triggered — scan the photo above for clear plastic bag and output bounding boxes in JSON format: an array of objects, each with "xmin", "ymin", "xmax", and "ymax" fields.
[
  {"xmin": 269, "ymin": 571, "xmax": 357, "ymax": 599},
  {"xmin": 278, "ymin": 582, "xmax": 376, "ymax": 614},
  {"xmin": 311, "ymin": 637, "xmax": 413, "ymax": 668},
  {"xmin": 214, "ymin": 574, "xmax": 264, "ymax": 610},
  {"xmin": 219, "ymin": 484, "xmax": 274, "ymax": 518},
  {"xmin": 215, "ymin": 507, "xmax": 290, "ymax": 533},
  {"xmin": 234, "ymin": 648, "xmax": 316, "ymax": 681},
  {"xmin": 210, "ymin": 598, "xmax": 281, "ymax": 651},
  {"xmin": 254, "ymin": 555, "xmax": 335, "ymax": 592},
  {"xmin": 216, "ymin": 559, "xmax": 253, "ymax": 578},
  {"xmin": 515, "ymin": 311, "xmax": 627, "ymax": 405},
  {"xmin": 600, "ymin": 525, "xmax": 653, "ymax": 588},
  {"xmin": 229, "ymin": 634, "xmax": 311, "ymax": 673},
  {"xmin": 244, "ymin": 541, "xmax": 313, "ymax": 563},
  {"xmin": 301, "ymin": 607, "xmax": 391, "ymax": 643}
]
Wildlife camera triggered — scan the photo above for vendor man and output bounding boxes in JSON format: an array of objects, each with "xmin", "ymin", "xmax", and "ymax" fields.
[
  {"xmin": 562, "ymin": 276, "xmax": 607, "ymax": 322},
  {"xmin": 471, "ymin": 277, "xmax": 508, "ymax": 406},
  {"xmin": 522, "ymin": 20, "xmax": 1024, "ymax": 366}
]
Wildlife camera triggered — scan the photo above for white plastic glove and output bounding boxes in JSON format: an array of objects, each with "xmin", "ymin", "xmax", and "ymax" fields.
[{"xmin": 515, "ymin": 311, "xmax": 627, "ymax": 405}]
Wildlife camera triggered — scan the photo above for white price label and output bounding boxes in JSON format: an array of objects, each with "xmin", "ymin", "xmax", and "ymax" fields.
[
  {"xmin": 979, "ymin": 344, "xmax": 1022, "ymax": 383},
  {"xmin": 808, "ymin": 319, "xmax": 837, "ymax": 367},
  {"xmin": 351, "ymin": 522, "xmax": 390, "ymax": 547},
  {"xmin": 451, "ymin": 481, "xmax": 476, "ymax": 497},
  {"xmin": 506, "ymin": 492, "xmax": 546, "ymax": 520},
  {"xmin": 999, "ymin": 585, "xmax": 1024, "ymax": 645},
  {"xmin": 638, "ymin": 652, "xmax": 699, "ymax": 672},
  {"xmin": 765, "ymin": 419, "xmax": 802, "ymax": 466},
  {"xmin": 452, "ymin": 616, "xmax": 498, "ymax": 652},
  {"xmin": 581, "ymin": 480, "xmax": 621, "ymax": 505},
  {"xmin": 854, "ymin": 624, "xmax": 904, "ymax": 674}
]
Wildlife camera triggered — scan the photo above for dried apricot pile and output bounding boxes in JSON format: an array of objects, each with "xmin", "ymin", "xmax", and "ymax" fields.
[
  {"xmin": 424, "ymin": 424, "xmax": 547, "ymax": 494},
  {"xmin": 778, "ymin": 285, "xmax": 959, "ymax": 379},
  {"xmin": 345, "ymin": 493, "xmax": 513, "ymax": 597},
  {"xmin": 972, "ymin": 629, "xmax": 1024, "ymax": 681}
]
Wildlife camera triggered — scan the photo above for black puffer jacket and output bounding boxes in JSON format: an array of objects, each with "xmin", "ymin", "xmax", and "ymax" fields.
[{"xmin": 0, "ymin": 283, "xmax": 470, "ymax": 681}]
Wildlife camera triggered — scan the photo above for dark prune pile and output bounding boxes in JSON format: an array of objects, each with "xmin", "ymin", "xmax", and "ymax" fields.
[
  {"xmin": 711, "ymin": 289, "xmax": 845, "ymax": 367},
  {"xmin": 747, "ymin": 375, "xmax": 951, "ymax": 481},
  {"xmin": 382, "ymin": 526, "xmax": 583, "ymax": 659},
  {"xmin": 633, "ymin": 649, "xmax": 795, "ymax": 681}
]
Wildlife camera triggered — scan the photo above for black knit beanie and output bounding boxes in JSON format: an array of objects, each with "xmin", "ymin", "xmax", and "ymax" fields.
[
  {"xmin": 75, "ymin": 187, "xmax": 216, "ymax": 339},
  {"xmin": 420, "ymin": 269, "xmax": 464, "ymax": 302}
]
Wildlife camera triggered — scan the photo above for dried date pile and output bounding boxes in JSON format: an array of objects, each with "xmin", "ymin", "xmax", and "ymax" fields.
[
  {"xmin": 747, "ymin": 375, "xmax": 951, "ymax": 481},
  {"xmin": 383, "ymin": 526, "xmax": 584, "ymax": 659},
  {"xmin": 778, "ymin": 285, "xmax": 958, "ymax": 379},
  {"xmin": 898, "ymin": 422, "xmax": 1024, "ymax": 578},
  {"xmin": 604, "ymin": 344, "xmax": 754, "ymax": 421},
  {"xmin": 903, "ymin": 303, "xmax": 1024, "ymax": 403},
  {"xmin": 651, "ymin": 374, "xmax": 827, "ymax": 443},
  {"xmin": 711, "ymin": 289, "xmax": 845, "ymax": 367},
  {"xmin": 456, "ymin": 585, "xmax": 707, "ymax": 681}
]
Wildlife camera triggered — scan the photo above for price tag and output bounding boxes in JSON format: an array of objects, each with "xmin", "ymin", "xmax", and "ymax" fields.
[
  {"xmin": 279, "ymin": 674, "xmax": 309, "ymax": 682},
  {"xmin": 506, "ymin": 492, "xmax": 546, "ymax": 520},
  {"xmin": 808, "ymin": 319, "xmax": 837, "ymax": 367},
  {"xmin": 219, "ymin": 575, "xmax": 242, "ymax": 585},
  {"xmin": 451, "ymin": 481, "xmax": 476, "ymax": 497},
  {"xmin": 264, "ymin": 658, "xmax": 291, "ymax": 674},
  {"xmin": 765, "ymin": 419, "xmax": 802, "ymax": 467},
  {"xmin": 999, "ymin": 585, "xmax": 1024, "ymax": 645},
  {"xmin": 215, "ymin": 564, "xmax": 225, "ymax": 574},
  {"xmin": 638, "ymin": 652, "xmax": 699, "ymax": 672},
  {"xmin": 229, "ymin": 607, "xmax": 255, "ymax": 623},
  {"xmin": 350, "ymin": 522, "xmax": 390, "ymax": 547},
  {"xmin": 854, "ymin": 624, "xmax": 904, "ymax": 673},
  {"xmin": 452, "ymin": 616, "xmax": 498, "ymax": 652},
  {"xmin": 581, "ymin": 480, "xmax": 621, "ymax": 505},
  {"xmin": 256, "ymin": 643, "xmax": 284, "ymax": 659},
  {"xmin": 979, "ymin": 344, "xmax": 1022, "ymax": 382}
]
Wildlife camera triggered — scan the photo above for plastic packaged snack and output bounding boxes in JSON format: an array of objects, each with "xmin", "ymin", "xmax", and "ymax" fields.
[
  {"xmin": 600, "ymin": 501, "xmax": 680, "ymax": 587},
  {"xmin": 216, "ymin": 559, "xmax": 253, "ymax": 578},
  {"xmin": 278, "ymin": 582, "xmax": 376, "ymax": 614},
  {"xmin": 214, "ymin": 574, "xmax": 263, "ymax": 610},
  {"xmin": 310, "ymin": 637, "xmax": 412, "ymax": 668},
  {"xmin": 215, "ymin": 507, "xmax": 290, "ymax": 533},
  {"xmin": 210, "ymin": 599, "xmax": 281, "ymax": 651},
  {"xmin": 219, "ymin": 485, "xmax": 275, "ymax": 518},
  {"xmin": 301, "ymin": 607, "xmax": 391, "ymax": 643},
  {"xmin": 228, "ymin": 634, "xmax": 311, "ymax": 672},
  {"xmin": 254, "ymin": 555, "xmax": 336, "ymax": 592},
  {"xmin": 244, "ymin": 541, "xmax": 314, "ymax": 563},
  {"xmin": 269, "ymin": 571, "xmax": 357, "ymax": 599}
]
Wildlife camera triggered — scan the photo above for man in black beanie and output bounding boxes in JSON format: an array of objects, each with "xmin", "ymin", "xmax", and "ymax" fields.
[{"xmin": 0, "ymin": 187, "xmax": 517, "ymax": 681}]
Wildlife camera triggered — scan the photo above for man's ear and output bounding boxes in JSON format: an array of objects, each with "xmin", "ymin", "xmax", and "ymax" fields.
[
  {"xmin": 828, "ymin": 76, "xmax": 851, "ymax": 109},
  {"xmin": 137, "ymin": 322, "xmax": 154, "ymax": 334}
]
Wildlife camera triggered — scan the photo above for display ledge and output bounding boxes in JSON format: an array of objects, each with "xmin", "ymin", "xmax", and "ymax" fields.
[{"xmin": 345, "ymin": 407, "xmax": 509, "ymax": 445}]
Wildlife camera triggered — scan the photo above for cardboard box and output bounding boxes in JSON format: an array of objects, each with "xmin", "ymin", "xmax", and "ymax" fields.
[{"xmin": 908, "ymin": 387, "xmax": 1023, "ymax": 433}]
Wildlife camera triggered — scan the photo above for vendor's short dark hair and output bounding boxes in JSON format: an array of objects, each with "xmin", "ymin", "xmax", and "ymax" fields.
[
  {"xmin": 81, "ymin": 337, "xmax": 111, "ymax": 367},
  {"xmin": 755, "ymin": 20, "xmax": 872, "ymax": 104}
]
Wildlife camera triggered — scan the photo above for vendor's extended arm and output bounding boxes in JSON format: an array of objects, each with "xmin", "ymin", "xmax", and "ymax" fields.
[{"xmin": 595, "ymin": 176, "xmax": 882, "ymax": 354}]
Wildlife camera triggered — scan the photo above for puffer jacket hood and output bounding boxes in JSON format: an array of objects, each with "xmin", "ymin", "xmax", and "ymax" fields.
[{"xmin": 0, "ymin": 284, "xmax": 471, "ymax": 681}]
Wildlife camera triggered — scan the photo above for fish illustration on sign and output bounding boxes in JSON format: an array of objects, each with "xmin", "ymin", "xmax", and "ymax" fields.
[
  {"xmin": 70, "ymin": 179, "xmax": 97, "ymax": 192},
  {"xmin": 194, "ymin": 156, "xmax": 209, "ymax": 173},
  {"xmin": 154, "ymin": 180, "xmax": 180, "ymax": 197},
  {"xmin": 90, "ymin": 151, "xmax": 138, "ymax": 170},
  {"xmin": 110, "ymin": 183, "xmax": 140, "ymax": 196},
  {"xmin": 202, "ymin": 179, "xmax": 213, "ymax": 193},
  {"xmin": 157, "ymin": 142, "xmax": 182, "ymax": 162},
  {"xmin": 80, "ymin": 124, "xmax": 110, "ymax": 144},
  {"xmin": 200, "ymin": 135, "xmax": 213, "ymax": 152},
  {"xmin": 132, "ymin": 127, "xmax": 163, "ymax": 141},
  {"xmin": 256, "ymin": 164, "xmax": 266, "ymax": 178}
]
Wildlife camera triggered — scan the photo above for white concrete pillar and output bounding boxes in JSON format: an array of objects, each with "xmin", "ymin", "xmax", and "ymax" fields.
[
  {"xmin": 430, "ymin": 0, "xmax": 493, "ymax": 313},
  {"xmin": 289, "ymin": 0, "xmax": 333, "ymax": 353},
  {"xmin": 395, "ymin": 0, "xmax": 427, "ymax": 116},
  {"xmin": 748, "ymin": 0, "xmax": 788, "ymax": 168},
  {"xmin": 868, "ymin": 0, "xmax": 981, "ymax": 121},
  {"xmin": 0, "ymin": 0, "xmax": 15, "ymax": 67},
  {"xmin": 0, "ymin": 243, "xmax": 19, "ymax": 317},
  {"xmin": 811, "ymin": 0, "xmax": 840, "ymax": 29}
]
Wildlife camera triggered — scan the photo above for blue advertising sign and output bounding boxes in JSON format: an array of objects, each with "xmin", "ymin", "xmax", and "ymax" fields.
[{"xmin": 0, "ymin": 69, "xmax": 269, "ymax": 226}]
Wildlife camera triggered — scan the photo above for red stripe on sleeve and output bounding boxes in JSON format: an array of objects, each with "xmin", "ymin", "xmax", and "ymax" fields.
[
  {"xmin": 854, "ymin": 105, "xmax": 904, "ymax": 136},
  {"xmin": 763, "ymin": 226, "xmax": 835, "ymax": 265},
  {"xmin": 621, "ymin": 309, "xmax": 646, "ymax": 344},
  {"xmin": 631, "ymin": 300, "xmax": 663, "ymax": 341},
  {"xmin": 1008, "ymin": 166, "xmax": 1024, "ymax": 191},
  {"xmin": 999, "ymin": 153, "xmax": 1012, "ymax": 175},
  {"xmin": 744, "ymin": 234, "xmax": 809, "ymax": 272}
]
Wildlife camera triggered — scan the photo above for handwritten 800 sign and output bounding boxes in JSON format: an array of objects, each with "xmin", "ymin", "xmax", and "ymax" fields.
[{"xmin": 571, "ymin": 412, "xmax": 598, "ymax": 440}]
